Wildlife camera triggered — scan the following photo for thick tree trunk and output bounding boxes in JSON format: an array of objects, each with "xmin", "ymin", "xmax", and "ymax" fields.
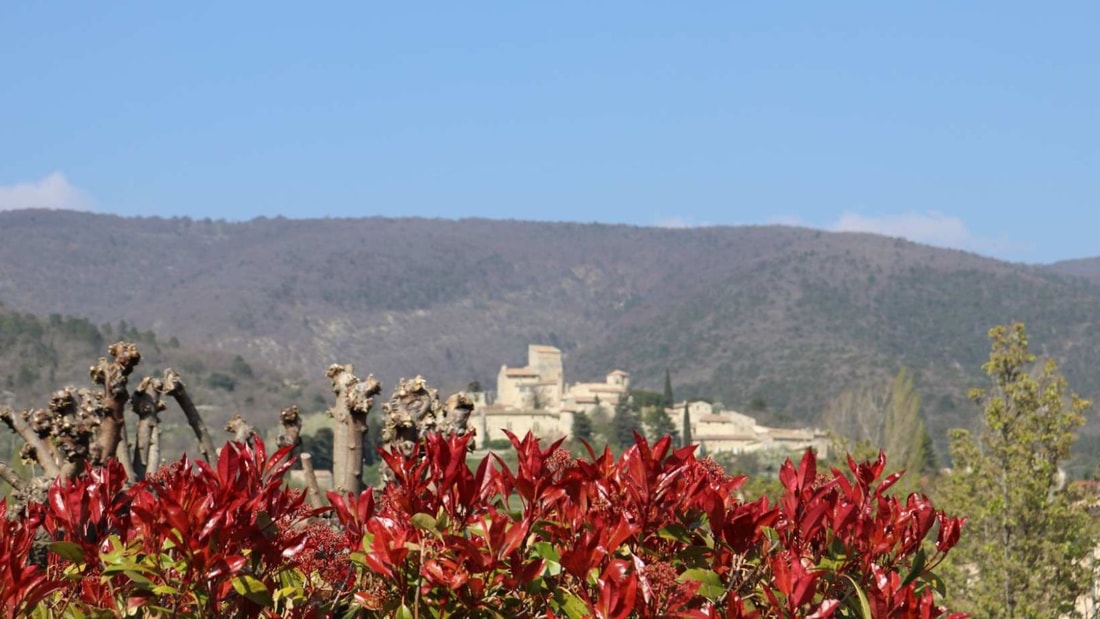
[
  {"xmin": 162, "ymin": 369, "xmax": 218, "ymax": 463},
  {"xmin": 130, "ymin": 376, "xmax": 165, "ymax": 481},
  {"xmin": 88, "ymin": 342, "xmax": 140, "ymax": 467},
  {"xmin": 326, "ymin": 365, "xmax": 381, "ymax": 495}
]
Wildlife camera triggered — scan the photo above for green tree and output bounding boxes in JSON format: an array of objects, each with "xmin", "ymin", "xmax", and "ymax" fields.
[
  {"xmin": 629, "ymin": 390, "xmax": 666, "ymax": 410},
  {"xmin": 821, "ymin": 367, "xmax": 933, "ymax": 492},
  {"xmin": 611, "ymin": 399, "xmax": 641, "ymax": 449},
  {"xmin": 681, "ymin": 402, "xmax": 692, "ymax": 448},
  {"xmin": 571, "ymin": 410, "xmax": 594, "ymax": 443},
  {"xmin": 940, "ymin": 323, "xmax": 1095, "ymax": 617},
  {"xmin": 642, "ymin": 405, "xmax": 678, "ymax": 444}
]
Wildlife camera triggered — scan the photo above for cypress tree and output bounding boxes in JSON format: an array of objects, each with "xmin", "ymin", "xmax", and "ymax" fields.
[
  {"xmin": 681, "ymin": 402, "xmax": 692, "ymax": 448},
  {"xmin": 663, "ymin": 369, "xmax": 674, "ymax": 409}
]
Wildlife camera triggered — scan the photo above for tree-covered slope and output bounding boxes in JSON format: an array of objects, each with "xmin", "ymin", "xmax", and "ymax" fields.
[{"xmin": 3, "ymin": 209, "xmax": 1100, "ymax": 460}]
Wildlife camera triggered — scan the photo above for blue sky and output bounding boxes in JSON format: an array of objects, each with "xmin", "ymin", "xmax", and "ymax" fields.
[{"xmin": 1, "ymin": 3, "xmax": 1096, "ymax": 263}]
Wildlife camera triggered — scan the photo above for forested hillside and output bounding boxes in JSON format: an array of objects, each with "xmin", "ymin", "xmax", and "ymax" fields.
[{"xmin": 4, "ymin": 209, "xmax": 1100, "ymax": 462}]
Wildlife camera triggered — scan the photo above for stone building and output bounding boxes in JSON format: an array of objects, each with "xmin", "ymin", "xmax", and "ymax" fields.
[
  {"xmin": 495, "ymin": 344, "xmax": 565, "ymax": 411},
  {"xmin": 481, "ymin": 344, "xmax": 827, "ymax": 457},
  {"xmin": 664, "ymin": 400, "xmax": 829, "ymax": 457},
  {"xmin": 484, "ymin": 344, "xmax": 629, "ymax": 442}
]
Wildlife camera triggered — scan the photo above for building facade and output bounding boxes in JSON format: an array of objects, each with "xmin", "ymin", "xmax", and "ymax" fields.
[{"xmin": 481, "ymin": 344, "xmax": 828, "ymax": 457}]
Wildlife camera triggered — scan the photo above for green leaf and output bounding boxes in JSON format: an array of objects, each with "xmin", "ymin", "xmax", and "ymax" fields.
[
  {"xmin": 396, "ymin": 603, "xmax": 415, "ymax": 619},
  {"xmin": 49, "ymin": 540, "xmax": 86, "ymax": 563},
  {"xmin": 151, "ymin": 584, "xmax": 179, "ymax": 596},
  {"xmin": 844, "ymin": 575, "xmax": 872, "ymax": 619},
  {"xmin": 900, "ymin": 548, "xmax": 926, "ymax": 588},
  {"xmin": 532, "ymin": 541, "xmax": 562, "ymax": 576},
  {"xmin": 658, "ymin": 524, "xmax": 690, "ymax": 542},
  {"xmin": 553, "ymin": 590, "xmax": 590, "ymax": 619},
  {"xmin": 680, "ymin": 568, "xmax": 724, "ymax": 600},
  {"xmin": 435, "ymin": 506, "xmax": 451, "ymax": 531},
  {"xmin": 123, "ymin": 570, "xmax": 155, "ymax": 589},
  {"xmin": 411, "ymin": 512, "xmax": 439, "ymax": 534},
  {"xmin": 924, "ymin": 571, "xmax": 947, "ymax": 597},
  {"xmin": 232, "ymin": 574, "xmax": 273, "ymax": 606},
  {"xmin": 531, "ymin": 541, "xmax": 560, "ymax": 562},
  {"xmin": 676, "ymin": 543, "xmax": 712, "ymax": 567}
]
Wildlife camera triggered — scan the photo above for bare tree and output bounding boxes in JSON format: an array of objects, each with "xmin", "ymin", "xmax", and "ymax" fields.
[
  {"xmin": 326, "ymin": 364, "xmax": 382, "ymax": 495},
  {"xmin": 0, "ymin": 341, "xmax": 254, "ymax": 511},
  {"xmin": 379, "ymin": 376, "xmax": 474, "ymax": 482}
]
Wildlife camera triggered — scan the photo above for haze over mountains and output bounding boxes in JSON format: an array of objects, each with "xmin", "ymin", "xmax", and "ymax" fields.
[{"xmin": 2, "ymin": 209, "xmax": 1100, "ymax": 462}]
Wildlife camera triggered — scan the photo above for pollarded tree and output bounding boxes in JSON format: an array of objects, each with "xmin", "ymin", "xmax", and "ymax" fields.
[{"xmin": 940, "ymin": 323, "xmax": 1095, "ymax": 618}]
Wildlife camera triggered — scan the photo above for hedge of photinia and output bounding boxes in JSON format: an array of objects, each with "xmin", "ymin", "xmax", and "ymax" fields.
[{"xmin": 0, "ymin": 431, "xmax": 965, "ymax": 618}]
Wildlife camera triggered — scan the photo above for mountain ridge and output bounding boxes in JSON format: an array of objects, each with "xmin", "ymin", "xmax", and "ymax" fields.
[{"xmin": 2, "ymin": 209, "xmax": 1100, "ymax": 461}]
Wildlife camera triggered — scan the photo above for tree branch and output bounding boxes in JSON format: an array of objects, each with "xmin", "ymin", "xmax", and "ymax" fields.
[
  {"xmin": 161, "ymin": 369, "xmax": 217, "ymax": 463},
  {"xmin": 0, "ymin": 461, "xmax": 27, "ymax": 491},
  {"xmin": 0, "ymin": 407, "xmax": 61, "ymax": 478}
]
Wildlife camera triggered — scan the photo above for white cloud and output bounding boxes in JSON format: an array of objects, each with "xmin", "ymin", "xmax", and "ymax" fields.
[
  {"xmin": 653, "ymin": 215, "xmax": 713, "ymax": 229},
  {"xmin": 827, "ymin": 210, "xmax": 1030, "ymax": 259},
  {"xmin": 830, "ymin": 211, "xmax": 974, "ymax": 248},
  {"xmin": 0, "ymin": 172, "xmax": 93, "ymax": 212}
]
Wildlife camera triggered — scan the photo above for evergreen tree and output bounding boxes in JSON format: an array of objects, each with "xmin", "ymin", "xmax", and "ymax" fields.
[
  {"xmin": 681, "ymin": 402, "xmax": 693, "ymax": 448},
  {"xmin": 611, "ymin": 399, "xmax": 641, "ymax": 449},
  {"xmin": 940, "ymin": 323, "xmax": 1095, "ymax": 617},
  {"xmin": 918, "ymin": 423, "xmax": 938, "ymax": 474},
  {"xmin": 642, "ymin": 405, "xmax": 678, "ymax": 444},
  {"xmin": 571, "ymin": 410, "xmax": 594, "ymax": 443}
]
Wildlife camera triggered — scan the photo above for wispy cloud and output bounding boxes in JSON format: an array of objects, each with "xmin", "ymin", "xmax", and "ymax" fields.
[
  {"xmin": 653, "ymin": 216, "xmax": 711, "ymax": 229},
  {"xmin": 828, "ymin": 210, "xmax": 1022, "ymax": 258},
  {"xmin": 0, "ymin": 172, "xmax": 93, "ymax": 212},
  {"xmin": 831, "ymin": 211, "xmax": 972, "ymax": 246}
]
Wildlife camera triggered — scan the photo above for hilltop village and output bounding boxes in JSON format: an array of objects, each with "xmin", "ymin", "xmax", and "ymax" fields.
[{"xmin": 473, "ymin": 344, "xmax": 828, "ymax": 456}]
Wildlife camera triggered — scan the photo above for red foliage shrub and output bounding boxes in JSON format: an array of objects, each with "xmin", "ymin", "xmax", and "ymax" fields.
[
  {"xmin": 327, "ymin": 431, "xmax": 967, "ymax": 618},
  {"xmin": 0, "ymin": 431, "xmax": 966, "ymax": 618}
]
